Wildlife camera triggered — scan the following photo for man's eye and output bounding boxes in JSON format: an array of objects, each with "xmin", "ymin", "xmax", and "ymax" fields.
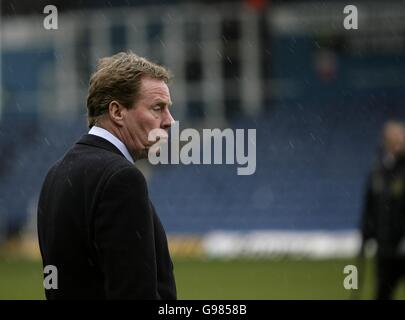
[{"xmin": 153, "ymin": 106, "xmax": 162, "ymax": 111}]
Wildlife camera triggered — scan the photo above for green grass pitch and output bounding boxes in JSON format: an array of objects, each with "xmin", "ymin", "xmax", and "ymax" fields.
[{"xmin": 0, "ymin": 257, "xmax": 404, "ymax": 299}]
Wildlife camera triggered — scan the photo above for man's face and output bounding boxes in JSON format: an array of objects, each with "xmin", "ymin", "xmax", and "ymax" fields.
[
  {"xmin": 383, "ymin": 123, "xmax": 405, "ymax": 157},
  {"xmin": 120, "ymin": 76, "xmax": 174, "ymax": 159}
]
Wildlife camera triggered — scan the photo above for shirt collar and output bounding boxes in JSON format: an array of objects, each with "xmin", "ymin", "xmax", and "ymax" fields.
[{"xmin": 88, "ymin": 126, "xmax": 134, "ymax": 164}]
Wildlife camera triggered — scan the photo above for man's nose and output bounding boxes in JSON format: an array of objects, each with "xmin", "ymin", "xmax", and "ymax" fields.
[{"xmin": 162, "ymin": 109, "xmax": 175, "ymax": 130}]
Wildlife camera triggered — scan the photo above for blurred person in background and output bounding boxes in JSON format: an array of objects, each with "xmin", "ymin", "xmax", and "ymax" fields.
[
  {"xmin": 37, "ymin": 52, "xmax": 177, "ymax": 299},
  {"xmin": 360, "ymin": 120, "xmax": 405, "ymax": 299}
]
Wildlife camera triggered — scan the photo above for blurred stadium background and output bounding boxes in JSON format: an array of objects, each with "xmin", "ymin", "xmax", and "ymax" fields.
[{"xmin": 1, "ymin": 0, "xmax": 405, "ymax": 299}]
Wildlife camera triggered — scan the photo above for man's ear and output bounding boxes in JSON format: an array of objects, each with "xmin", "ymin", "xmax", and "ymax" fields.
[{"xmin": 108, "ymin": 101, "xmax": 125, "ymax": 126}]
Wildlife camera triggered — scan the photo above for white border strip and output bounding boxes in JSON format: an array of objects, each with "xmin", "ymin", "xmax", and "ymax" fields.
[{"xmin": 203, "ymin": 230, "xmax": 362, "ymax": 259}]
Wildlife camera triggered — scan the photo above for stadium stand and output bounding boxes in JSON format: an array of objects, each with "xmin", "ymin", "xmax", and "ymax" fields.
[{"xmin": 1, "ymin": 2, "xmax": 404, "ymax": 258}]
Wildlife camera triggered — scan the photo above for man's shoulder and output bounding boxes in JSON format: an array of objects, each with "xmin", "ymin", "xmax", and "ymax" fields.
[
  {"xmin": 68, "ymin": 135, "xmax": 130, "ymax": 167},
  {"xmin": 45, "ymin": 139, "xmax": 141, "ymax": 182},
  {"xmin": 71, "ymin": 144, "xmax": 146, "ymax": 186},
  {"xmin": 41, "ymin": 145, "xmax": 148, "ymax": 201},
  {"xmin": 73, "ymin": 143, "xmax": 145, "ymax": 181},
  {"xmin": 104, "ymin": 163, "xmax": 147, "ymax": 189}
]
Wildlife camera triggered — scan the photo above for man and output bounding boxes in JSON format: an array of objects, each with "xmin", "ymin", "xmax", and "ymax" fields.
[
  {"xmin": 360, "ymin": 120, "xmax": 405, "ymax": 299},
  {"xmin": 37, "ymin": 52, "xmax": 177, "ymax": 299}
]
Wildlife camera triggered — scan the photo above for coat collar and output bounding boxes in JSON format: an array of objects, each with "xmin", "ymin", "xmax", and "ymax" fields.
[{"xmin": 76, "ymin": 134, "xmax": 127, "ymax": 159}]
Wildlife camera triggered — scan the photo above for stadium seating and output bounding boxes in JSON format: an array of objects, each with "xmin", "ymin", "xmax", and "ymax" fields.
[
  {"xmin": 0, "ymin": 96, "xmax": 404, "ymax": 238},
  {"xmin": 149, "ymin": 98, "xmax": 405, "ymax": 233}
]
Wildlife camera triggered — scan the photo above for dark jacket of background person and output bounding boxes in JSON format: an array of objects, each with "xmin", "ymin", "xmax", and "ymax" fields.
[
  {"xmin": 360, "ymin": 146, "xmax": 405, "ymax": 300},
  {"xmin": 361, "ymin": 152, "xmax": 405, "ymax": 258},
  {"xmin": 37, "ymin": 134, "xmax": 177, "ymax": 299}
]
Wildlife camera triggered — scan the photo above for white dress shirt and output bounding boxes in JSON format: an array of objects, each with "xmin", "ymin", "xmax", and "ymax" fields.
[{"xmin": 88, "ymin": 126, "xmax": 134, "ymax": 164}]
